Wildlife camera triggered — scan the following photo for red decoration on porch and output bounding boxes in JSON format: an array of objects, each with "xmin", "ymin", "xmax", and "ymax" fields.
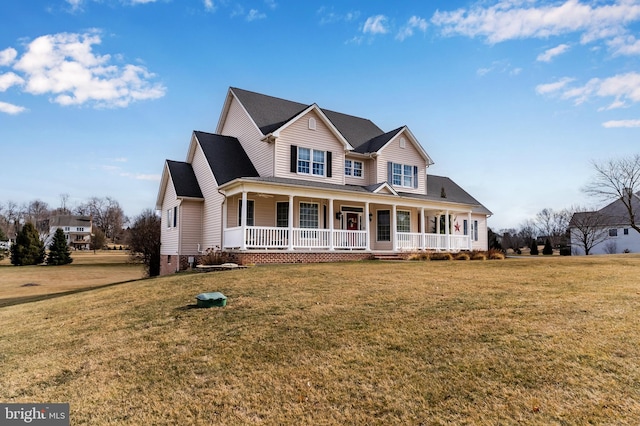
[{"xmin": 454, "ymin": 222, "xmax": 460, "ymax": 232}]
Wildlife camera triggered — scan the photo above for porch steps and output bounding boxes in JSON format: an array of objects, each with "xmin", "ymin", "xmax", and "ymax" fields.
[{"xmin": 371, "ymin": 253, "xmax": 406, "ymax": 261}]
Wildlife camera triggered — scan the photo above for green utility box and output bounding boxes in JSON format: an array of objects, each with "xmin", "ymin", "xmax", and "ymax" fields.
[{"xmin": 196, "ymin": 292, "xmax": 227, "ymax": 308}]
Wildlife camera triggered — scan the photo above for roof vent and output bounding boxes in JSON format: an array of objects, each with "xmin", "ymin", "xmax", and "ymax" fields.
[
  {"xmin": 308, "ymin": 118, "xmax": 316, "ymax": 130},
  {"xmin": 400, "ymin": 137, "xmax": 406, "ymax": 148}
]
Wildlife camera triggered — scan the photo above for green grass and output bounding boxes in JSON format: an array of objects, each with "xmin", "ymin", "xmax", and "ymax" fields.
[{"xmin": 1, "ymin": 256, "xmax": 640, "ymax": 424}]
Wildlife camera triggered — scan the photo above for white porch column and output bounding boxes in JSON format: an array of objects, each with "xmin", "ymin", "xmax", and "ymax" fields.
[
  {"xmin": 392, "ymin": 204, "xmax": 397, "ymax": 252},
  {"xmin": 365, "ymin": 202, "xmax": 371, "ymax": 251},
  {"xmin": 240, "ymin": 191, "xmax": 247, "ymax": 251},
  {"xmin": 287, "ymin": 195, "xmax": 294, "ymax": 251},
  {"xmin": 420, "ymin": 207, "xmax": 425, "ymax": 250},
  {"xmin": 468, "ymin": 211, "xmax": 472, "ymax": 250},
  {"xmin": 436, "ymin": 214, "xmax": 441, "ymax": 236},
  {"xmin": 222, "ymin": 198, "xmax": 228, "ymax": 249},
  {"xmin": 445, "ymin": 210, "xmax": 450, "ymax": 251},
  {"xmin": 329, "ymin": 198, "xmax": 335, "ymax": 251}
]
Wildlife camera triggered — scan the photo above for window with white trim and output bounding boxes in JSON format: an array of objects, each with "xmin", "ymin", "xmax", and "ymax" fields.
[
  {"xmin": 473, "ymin": 220, "xmax": 479, "ymax": 241},
  {"xmin": 390, "ymin": 162, "xmax": 415, "ymax": 188},
  {"xmin": 609, "ymin": 228, "xmax": 618, "ymax": 237},
  {"xmin": 298, "ymin": 147, "xmax": 325, "ymax": 176},
  {"xmin": 299, "ymin": 202, "xmax": 318, "ymax": 228},
  {"xmin": 238, "ymin": 199, "xmax": 254, "ymax": 226},
  {"xmin": 167, "ymin": 206, "xmax": 177, "ymax": 228},
  {"xmin": 345, "ymin": 159, "xmax": 363, "ymax": 177},
  {"xmin": 397, "ymin": 211, "xmax": 411, "ymax": 232}
]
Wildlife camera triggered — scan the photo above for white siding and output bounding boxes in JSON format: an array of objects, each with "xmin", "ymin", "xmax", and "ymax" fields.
[
  {"xmin": 376, "ymin": 135, "xmax": 426, "ymax": 194},
  {"xmin": 191, "ymin": 142, "xmax": 224, "ymax": 250},
  {"xmin": 221, "ymin": 95, "xmax": 272, "ymax": 177},
  {"xmin": 274, "ymin": 110, "xmax": 345, "ymax": 185},
  {"xmin": 160, "ymin": 179, "xmax": 179, "ymax": 255},
  {"xmin": 179, "ymin": 200, "xmax": 203, "ymax": 255},
  {"xmin": 344, "ymin": 156, "xmax": 370, "ymax": 186},
  {"xmin": 472, "ymin": 214, "xmax": 489, "ymax": 251},
  {"xmin": 571, "ymin": 227, "xmax": 640, "ymax": 255}
]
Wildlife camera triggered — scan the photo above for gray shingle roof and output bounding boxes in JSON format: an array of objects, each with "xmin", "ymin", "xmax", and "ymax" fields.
[
  {"xmin": 353, "ymin": 127, "xmax": 404, "ymax": 154},
  {"xmin": 49, "ymin": 215, "xmax": 92, "ymax": 228},
  {"xmin": 231, "ymin": 87, "xmax": 384, "ymax": 152},
  {"xmin": 166, "ymin": 160, "xmax": 203, "ymax": 199},
  {"xmin": 570, "ymin": 193, "xmax": 640, "ymax": 227},
  {"xmin": 230, "ymin": 175, "xmax": 491, "ymax": 213},
  {"xmin": 194, "ymin": 131, "xmax": 259, "ymax": 185}
]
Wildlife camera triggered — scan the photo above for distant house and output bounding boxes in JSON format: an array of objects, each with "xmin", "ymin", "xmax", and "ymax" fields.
[
  {"xmin": 44, "ymin": 215, "xmax": 93, "ymax": 250},
  {"xmin": 156, "ymin": 87, "xmax": 492, "ymax": 274},
  {"xmin": 569, "ymin": 193, "xmax": 640, "ymax": 255}
]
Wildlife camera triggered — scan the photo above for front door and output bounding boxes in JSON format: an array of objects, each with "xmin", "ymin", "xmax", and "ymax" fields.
[{"xmin": 346, "ymin": 212, "xmax": 359, "ymax": 231}]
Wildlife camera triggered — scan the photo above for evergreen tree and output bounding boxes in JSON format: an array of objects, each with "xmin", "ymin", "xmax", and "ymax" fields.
[
  {"xmin": 10, "ymin": 223, "xmax": 45, "ymax": 266},
  {"xmin": 47, "ymin": 228, "xmax": 73, "ymax": 265},
  {"xmin": 529, "ymin": 239, "xmax": 539, "ymax": 256},
  {"xmin": 542, "ymin": 238, "xmax": 554, "ymax": 255}
]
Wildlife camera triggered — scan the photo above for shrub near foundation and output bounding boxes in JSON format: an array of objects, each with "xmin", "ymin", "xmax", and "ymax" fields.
[{"xmin": 455, "ymin": 252, "xmax": 471, "ymax": 261}]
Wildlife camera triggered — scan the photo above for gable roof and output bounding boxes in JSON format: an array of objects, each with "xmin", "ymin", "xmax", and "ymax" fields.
[
  {"xmin": 166, "ymin": 160, "xmax": 203, "ymax": 199},
  {"xmin": 229, "ymin": 87, "xmax": 389, "ymax": 152},
  {"xmin": 49, "ymin": 215, "xmax": 92, "ymax": 228},
  {"xmin": 193, "ymin": 131, "xmax": 259, "ymax": 185},
  {"xmin": 570, "ymin": 192, "xmax": 640, "ymax": 227}
]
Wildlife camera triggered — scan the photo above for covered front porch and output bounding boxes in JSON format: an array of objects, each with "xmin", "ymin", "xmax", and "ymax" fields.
[{"xmin": 220, "ymin": 181, "xmax": 475, "ymax": 253}]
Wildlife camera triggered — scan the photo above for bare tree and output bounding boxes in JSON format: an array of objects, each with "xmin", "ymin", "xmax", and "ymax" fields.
[
  {"xmin": 585, "ymin": 154, "xmax": 640, "ymax": 234},
  {"xmin": 568, "ymin": 207, "xmax": 610, "ymax": 255},
  {"xmin": 534, "ymin": 208, "xmax": 571, "ymax": 248},
  {"xmin": 75, "ymin": 196, "xmax": 127, "ymax": 242},
  {"xmin": 128, "ymin": 209, "xmax": 161, "ymax": 277}
]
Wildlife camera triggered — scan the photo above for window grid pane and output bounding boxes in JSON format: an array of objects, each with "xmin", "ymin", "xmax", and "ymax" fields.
[
  {"xmin": 353, "ymin": 161, "xmax": 362, "ymax": 177},
  {"xmin": 345, "ymin": 160, "xmax": 352, "ymax": 176},
  {"xmin": 300, "ymin": 203, "xmax": 318, "ymax": 228},
  {"xmin": 312, "ymin": 150, "xmax": 325, "ymax": 176},
  {"xmin": 397, "ymin": 211, "xmax": 410, "ymax": 232},
  {"xmin": 276, "ymin": 203, "xmax": 289, "ymax": 227},
  {"xmin": 392, "ymin": 163, "xmax": 402, "ymax": 186},
  {"xmin": 298, "ymin": 148, "xmax": 310, "ymax": 174}
]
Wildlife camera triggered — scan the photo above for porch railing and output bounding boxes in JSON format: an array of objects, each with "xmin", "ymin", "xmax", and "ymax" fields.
[{"xmin": 223, "ymin": 227, "xmax": 471, "ymax": 251}]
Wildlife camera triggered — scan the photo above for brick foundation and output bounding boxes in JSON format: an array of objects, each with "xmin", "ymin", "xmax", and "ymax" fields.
[{"xmin": 160, "ymin": 251, "xmax": 381, "ymax": 275}]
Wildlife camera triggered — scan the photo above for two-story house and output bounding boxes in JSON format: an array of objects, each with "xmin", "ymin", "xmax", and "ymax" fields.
[
  {"xmin": 156, "ymin": 87, "xmax": 492, "ymax": 274},
  {"xmin": 44, "ymin": 215, "xmax": 93, "ymax": 250}
]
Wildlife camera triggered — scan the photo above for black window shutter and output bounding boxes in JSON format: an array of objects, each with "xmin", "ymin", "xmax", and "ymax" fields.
[
  {"xmin": 290, "ymin": 145, "xmax": 297, "ymax": 173},
  {"xmin": 413, "ymin": 166, "xmax": 418, "ymax": 189},
  {"xmin": 387, "ymin": 162, "xmax": 392, "ymax": 183},
  {"xmin": 326, "ymin": 151, "xmax": 332, "ymax": 177}
]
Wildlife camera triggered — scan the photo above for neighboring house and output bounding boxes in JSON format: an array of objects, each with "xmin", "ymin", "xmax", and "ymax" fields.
[
  {"xmin": 570, "ymin": 193, "xmax": 640, "ymax": 255},
  {"xmin": 156, "ymin": 87, "xmax": 492, "ymax": 274},
  {"xmin": 44, "ymin": 215, "xmax": 93, "ymax": 250}
]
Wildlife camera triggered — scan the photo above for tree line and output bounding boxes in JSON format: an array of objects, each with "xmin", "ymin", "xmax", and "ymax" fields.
[
  {"xmin": 0, "ymin": 195, "xmax": 161, "ymax": 276},
  {"xmin": 492, "ymin": 154, "xmax": 640, "ymax": 255}
]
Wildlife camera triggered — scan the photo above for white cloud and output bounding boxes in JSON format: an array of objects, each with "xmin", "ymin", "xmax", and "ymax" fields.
[
  {"xmin": 363, "ymin": 15, "xmax": 389, "ymax": 35},
  {"xmin": 608, "ymin": 35, "xmax": 640, "ymax": 55},
  {"xmin": 535, "ymin": 77, "xmax": 575, "ymax": 95},
  {"xmin": 0, "ymin": 72, "xmax": 24, "ymax": 92},
  {"xmin": 538, "ymin": 72, "xmax": 640, "ymax": 110},
  {"xmin": 264, "ymin": 0, "xmax": 277, "ymax": 10},
  {"xmin": 10, "ymin": 32, "xmax": 165, "ymax": 108},
  {"xmin": 120, "ymin": 172, "xmax": 161, "ymax": 181},
  {"xmin": 537, "ymin": 43, "xmax": 571, "ymax": 62},
  {"xmin": 0, "ymin": 101, "xmax": 26, "ymax": 115},
  {"xmin": 203, "ymin": 0, "xmax": 215, "ymax": 12},
  {"xmin": 431, "ymin": 0, "xmax": 640, "ymax": 45},
  {"xmin": 476, "ymin": 60, "xmax": 521, "ymax": 77},
  {"xmin": 247, "ymin": 9, "xmax": 266, "ymax": 21},
  {"xmin": 0, "ymin": 48, "xmax": 18, "ymax": 66},
  {"xmin": 602, "ymin": 119, "xmax": 640, "ymax": 128},
  {"xmin": 317, "ymin": 7, "xmax": 360, "ymax": 25},
  {"xmin": 396, "ymin": 16, "xmax": 428, "ymax": 41},
  {"xmin": 66, "ymin": 0, "xmax": 83, "ymax": 10}
]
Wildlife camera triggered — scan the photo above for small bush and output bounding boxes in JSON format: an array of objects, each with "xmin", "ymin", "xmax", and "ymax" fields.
[
  {"xmin": 471, "ymin": 251, "xmax": 487, "ymax": 260},
  {"xmin": 430, "ymin": 252, "xmax": 453, "ymax": 261},
  {"xmin": 408, "ymin": 252, "xmax": 429, "ymax": 261},
  {"xmin": 455, "ymin": 252, "xmax": 470, "ymax": 261},
  {"xmin": 488, "ymin": 249, "xmax": 505, "ymax": 260},
  {"xmin": 199, "ymin": 248, "xmax": 233, "ymax": 265},
  {"xmin": 542, "ymin": 239, "xmax": 553, "ymax": 255}
]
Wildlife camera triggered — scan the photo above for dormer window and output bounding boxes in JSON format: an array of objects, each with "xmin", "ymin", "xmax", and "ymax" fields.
[
  {"xmin": 298, "ymin": 147, "xmax": 325, "ymax": 176},
  {"xmin": 345, "ymin": 159, "xmax": 363, "ymax": 177},
  {"xmin": 308, "ymin": 118, "xmax": 316, "ymax": 130}
]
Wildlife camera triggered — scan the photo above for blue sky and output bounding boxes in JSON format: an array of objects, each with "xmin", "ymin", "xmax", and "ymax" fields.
[{"xmin": 2, "ymin": 0, "xmax": 640, "ymax": 230}]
